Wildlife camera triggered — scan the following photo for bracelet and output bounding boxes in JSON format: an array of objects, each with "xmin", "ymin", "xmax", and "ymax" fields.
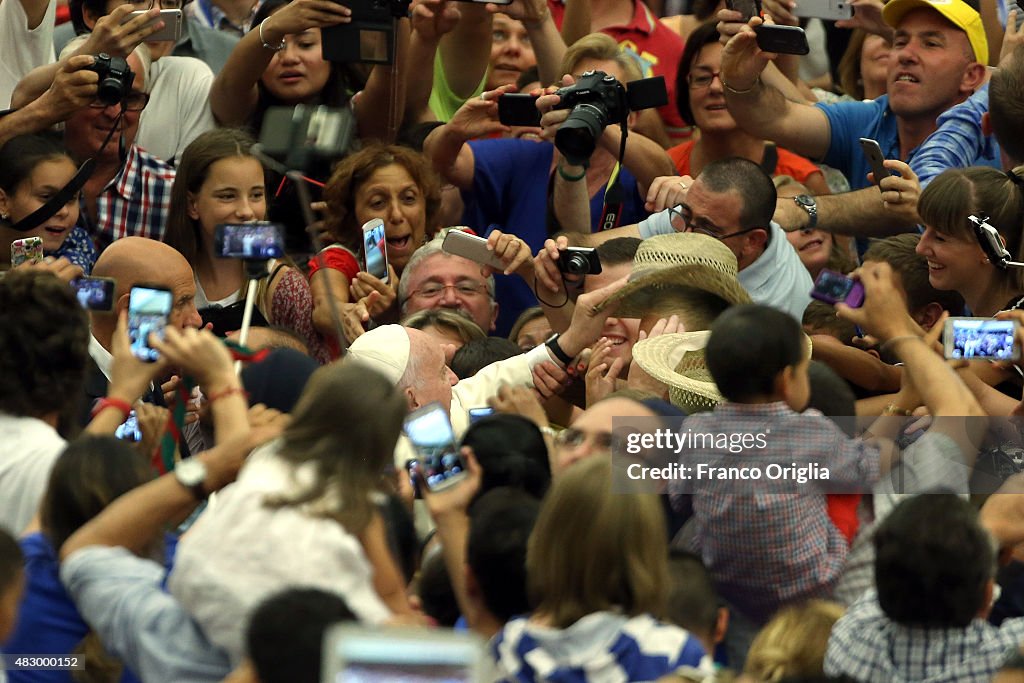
[
  {"xmin": 882, "ymin": 402, "xmax": 913, "ymax": 417},
  {"xmin": 258, "ymin": 19, "xmax": 285, "ymax": 51},
  {"xmin": 721, "ymin": 76, "xmax": 760, "ymax": 95},
  {"xmin": 557, "ymin": 163, "xmax": 587, "ymax": 182},
  {"xmin": 879, "ymin": 335, "xmax": 922, "ymax": 355},
  {"xmin": 206, "ymin": 385, "xmax": 248, "ymax": 406},
  {"xmin": 545, "ymin": 334, "xmax": 574, "ymax": 365},
  {"xmin": 91, "ymin": 396, "xmax": 132, "ymax": 420}
]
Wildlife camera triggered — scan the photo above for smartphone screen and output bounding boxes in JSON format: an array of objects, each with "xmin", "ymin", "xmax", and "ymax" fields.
[
  {"xmin": 70, "ymin": 276, "xmax": 115, "ymax": 311},
  {"xmin": 362, "ymin": 218, "xmax": 389, "ymax": 283},
  {"xmin": 214, "ymin": 223, "xmax": 284, "ymax": 260},
  {"xmin": 468, "ymin": 407, "xmax": 495, "ymax": 424},
  {"xmin": 128, "ymin": 285, "xmax": 173, "ymax": 362},
  {"xmin": 945, "ymin": 318, "xmax": 1019, "ymax": 361},
  {"xmin": 115, "ymin": 410, "xmax": 142, "ymax": 442},
  {"xmin": 404, "ymin": 403, "xmax": 466, "ymax": 491},
  {"xmin": 11, "ymin": 237, "xmax": 44, "ymax": 267},
  {"xmin": 324, "ymin": 625, "xmax": 486, "ymax": 683}
]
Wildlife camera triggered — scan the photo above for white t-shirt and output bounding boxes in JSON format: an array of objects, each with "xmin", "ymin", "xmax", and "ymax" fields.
[
  {"xmin": 137, "ymin": 55, "xmax": 216, "ymax": 163},
  {"xmin": 0, "ymin": 0, "xmax": 55, "ymax": 108},
  {"xmin": 0, "ymin": 413, "xmax": 65, "ymax": 534}
]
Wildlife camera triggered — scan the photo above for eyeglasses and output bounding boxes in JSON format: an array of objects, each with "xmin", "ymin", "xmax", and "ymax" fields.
[
  {"xmin": 553, "ymin": 427, "xmax": 629, "ymax": 453},
  {"xmin": 130, "ymin": 0, "xmax": 183, "ymax": 9},
  {"xmin": 687, "ymin": 70, "xmax": 722, "ymax": 89},
  {"xmin": 408, "ymin": 281, "xmax": 491, "ymax": 300},
  {"xmin": 668, "ymin": 206, "xmax": 760, "ymax": 241},
  {"xmin": 88, "ymin": 92, "xmax": 150, "ymax": 112}
]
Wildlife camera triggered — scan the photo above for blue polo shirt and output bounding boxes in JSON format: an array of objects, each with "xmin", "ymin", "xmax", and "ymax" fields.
[
  {"xmin": 815, "ymin": 95, "xmax": 904, "ymax": 191},
  {"xmin": 461, "ymin": 138, "xmax": 648, "ymax": 336}
]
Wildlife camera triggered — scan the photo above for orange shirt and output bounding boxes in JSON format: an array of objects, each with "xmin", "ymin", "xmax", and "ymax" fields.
[{"xmin": 668, "ymin": 140, "xmax": 824, "ymax": 185}]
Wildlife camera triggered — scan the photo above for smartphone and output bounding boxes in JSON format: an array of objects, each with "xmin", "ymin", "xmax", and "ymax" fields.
[
  {"xmin": 468, "ymin": 406, "xmax": 495, "ymax": 424},
  {"xmin": 754, "ymin": 24, "xmax": 810, "ymax": 55},
  {"xmin": 557, "ymin": 246, "xmax": 602, "ymax": 275},
  {"xmin": 128, "ymin": 8, "xmax": 183, "ymax": 42},
  {"xmin": 441, "ymin": 229, "xmax": 506, "ymax": 271},
  {"xmin": 726, "ymin": 0, "xmax": 761, "ymax": 20},
  {"xmin": 321, "ymin": 0, "xmax": 396, "ymax": 64},
  {"xmin": 11, "ymin": 236, "xmax": 43, "ymax": 267},
  {"xmin": 792, "ymin": 0, "xmax": 852, "ymax": 20},
  {"xmin": 1016, "ymin": 0, "xmax": 1024, "ymax": 30},
  {"xmin": 128, "ymin": 285, "xmax": 173, "ymax": 363},
  {"xmin": 322, "ymin": 625, "xmax": 488, "ymax": 682},
  {"xmin": 114, "ymin": 410, "xmax": 142, "ymax": 442},
  {"xmin": 214, "ymin": 222, "xmax": 285, "ymax": 260},
  {"xmin": 361, "ymin": 218, "xmax": 390, "ymax": 284},
  {"xmin": 944, "ymin": 317, "xmax": 1020, "ymax": 361},
  {"xmin": 70, "ymin": 276, "xmax": 116, "ymax": 311},
  {"xmin": 404, "ymin": 402, "xmax": 467, "ymax": 492},
  {"xmin": 859, "ymin": 138, "xmax": 893, "ymax": 185},
  {"xmin": 810, "ymin": 269, "xmax": 865, "ymax": 307},
  {"xmin": 498, "ymin": 93, "xmax": 542, "ymax": 127}
]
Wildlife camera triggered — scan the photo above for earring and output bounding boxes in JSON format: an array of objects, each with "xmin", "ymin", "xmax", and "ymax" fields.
[{"xmin": 0, "ymin": 212, "xmax": 7, "ymax": 221}]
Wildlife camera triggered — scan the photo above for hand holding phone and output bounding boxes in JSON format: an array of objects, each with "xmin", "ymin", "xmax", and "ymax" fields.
[
  {"xmin": 404, "ymin": 403, "xmax": 467, "ymax": 492},
  {"xmin": 11, "ymin": 237, "xmax": 44, "ymax": 267},
  {"xmin": 441, "ymin": 229, "xmax": 506, "ymax": 271},
  {"xmin": 859, "ymin": 138, "xmax": 894, "ymax": 185},
  {"xmin": 361, "ymin": 218, "xmax": 390, "ymax": 284},
  {"xmin": 127, "ymin": 8, "xmax": 183, "ymax": 42},
  {"xmin": 753, "ymin": 24, "xmax": 810, "ymax": 55}
]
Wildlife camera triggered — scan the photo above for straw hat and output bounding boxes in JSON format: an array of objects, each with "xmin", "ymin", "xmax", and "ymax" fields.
[
  {"xmin": 595, "ymin": 233, "xmax": 752, "ymax": 318},
  {"xmin": 632, "ymin": 330, "xmax": 815, "ymax": 413}
]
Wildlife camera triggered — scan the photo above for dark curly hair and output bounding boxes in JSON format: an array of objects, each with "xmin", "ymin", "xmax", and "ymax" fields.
[
  {"xmin": 0, "ymin": 270, "xmax": 89, "ymax": 418},
  {"xmin": 322, "ymin": 144, "xmax": 442, "ymax": 256}
]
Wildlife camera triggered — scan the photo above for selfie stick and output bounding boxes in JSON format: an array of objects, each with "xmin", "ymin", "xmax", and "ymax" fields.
[{"xmin": 235, "ymin": 259, "xmax": 271, "ymax": 374}]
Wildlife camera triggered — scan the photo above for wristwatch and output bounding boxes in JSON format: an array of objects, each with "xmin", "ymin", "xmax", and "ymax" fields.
[
  {"xmin": 545, "ymin": 333, "xmax": 573, "ymax": 365},
  {"xmin": 793, "ymin": 194, "xmax": 818, "ymax": 230},
  {"xmin": 174, "ymin": 458, "xmax": 209, "ymax": 501}
]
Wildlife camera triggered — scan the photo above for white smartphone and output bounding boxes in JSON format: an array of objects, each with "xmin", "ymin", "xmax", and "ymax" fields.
[
  {"xmin": 128, "ymin": 8, "xmax": 183, "ymax": 42},
  {"xmin": 361, "ymin": 218, "xmax": 389, "ymax": 284},
  {"xmin": 441, "ymin": 229, "xmax": 506, "ymax": 271},
  {"xmin": 321, "ymin": 625, "xmax": 488, "ymax": 682},
  {"xmin": 859, "ymin": 137, "xmax": 892, "ymax": 185},
  {"xmin": 944, "ymin": 317, "xmax": 1020, "ymax": 361},
  {"xmin": 404, "ymin": 402, "xmax": 467, "ymax": 492},
  {"xmin": 792, "ymin": 0, "xmax": 852, "ymax": 20}
]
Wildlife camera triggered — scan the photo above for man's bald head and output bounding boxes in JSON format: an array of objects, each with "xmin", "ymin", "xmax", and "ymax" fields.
[{"xmin": 91, "ymin": 237, "xmax": 202, "ymax": 349}]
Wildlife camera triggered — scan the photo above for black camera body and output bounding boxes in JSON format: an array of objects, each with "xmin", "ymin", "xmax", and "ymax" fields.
[
  {"xmin": 552, "ymin": 70, "xmax": 667, "ymax": 166},
  {"xmin": 321, "ymin": 0, "xmax": 410, "ymax": 64},
  {"xmin": 557, "ymin": 247, "xmax": 602, "ymax": 276},
  {"xmin": 88, "ymin": 53, "xmax": 134, "ymax": 106}
]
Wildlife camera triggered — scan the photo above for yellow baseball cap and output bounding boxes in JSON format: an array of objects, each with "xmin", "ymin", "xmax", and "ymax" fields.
[{"xmin": 882, "ymin": 0, "xmax": 988, "ymax": 65}]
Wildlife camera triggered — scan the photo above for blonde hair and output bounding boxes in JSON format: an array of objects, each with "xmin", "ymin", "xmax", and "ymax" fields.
[
  {"xmin": 743, "ymin": 600, "xmax": 845, "ymax": 682},
  {"xmin": 527, "ymin": 457, "xmax": 669, "ymax": 628},
  {"xmin": 561, "ymin": 33, "xmax": 643, "ymax": 83}
]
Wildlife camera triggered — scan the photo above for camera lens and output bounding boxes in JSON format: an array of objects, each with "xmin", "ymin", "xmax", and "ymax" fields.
[
  {"xmin": 555, "ymin": 103, "xmax": 607, "ymax": 166},
  {"xmin": 96, "ymin": 77, "xmax": 123, "ymax": 106},
  {"xmin": 563, "ymin": 253, "xmax": 590, "ymax": 275}
]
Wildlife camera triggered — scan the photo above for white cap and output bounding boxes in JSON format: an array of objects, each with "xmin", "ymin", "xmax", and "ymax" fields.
[{"xmin": 346, "ymin": 324, "xmax": 411, "ymax": 385}]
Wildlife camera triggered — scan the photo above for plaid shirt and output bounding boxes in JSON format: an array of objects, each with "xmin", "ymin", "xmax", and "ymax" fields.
[
  {"xmin": 80, "ymin": 145, "xmax": 176, "ymax": 248},
  {"xmin": 673, "ymin": 402, "xmax": 880, "ymax": 623},
  {"xmin": 826, "ymin": 589, "xmax": 1024, "ymax": 682}
]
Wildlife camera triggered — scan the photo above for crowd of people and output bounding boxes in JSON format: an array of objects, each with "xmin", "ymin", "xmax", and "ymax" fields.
[{"xmin": 5, "ymin": 0, "xmax": 1024, "ymax": 678}]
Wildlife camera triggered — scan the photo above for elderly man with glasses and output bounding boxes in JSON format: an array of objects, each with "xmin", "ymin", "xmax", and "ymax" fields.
[{"xmin": 398, "ymin": 237, "xmax": 501, "ymax": 335}]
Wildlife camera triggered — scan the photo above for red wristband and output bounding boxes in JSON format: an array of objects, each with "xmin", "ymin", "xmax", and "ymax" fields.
[
  {"xmin": 206, "ymin": 386, "xmax": 248, "ymax": 406},
  {"xmin": 91, "ymin": 397, "xmax": 132, "ymax": 420}
]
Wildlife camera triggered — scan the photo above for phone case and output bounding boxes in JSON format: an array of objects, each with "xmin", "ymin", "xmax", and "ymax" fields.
[
  {"xmin": 130, "ymin": 9, "xmax": 182, "ymax": 42},
  {"xmin": 810, "ymin": 269, "xmax": 864, "ymax": 307},
  {"xmin": 792, "ymin": 0, "xmax": 852, "ymax": 21},
  {"xmin": 498, "ymin": 94, "xmax": 542, "ymax": 127},
  {"xmin": 11, "ymin": 237, "xmax": 44, "ymax": 267},
  {"xmin": 858, "ymin": 138, "xmax": 890, "ymax": 185},
  {"xmin": 754, "ymin": 25, "xmax": 810, "ymax": 55},
  {"xmin": 441, "ymin": 230, "xmax": 506, "ymax": 270},
  {"xmin": 361, "ymin": 219, "xmax": 390, "ymax": 283},
  {"xmin": 944, "ymin": 318, "xmax": 1020, "ymax": 361}
]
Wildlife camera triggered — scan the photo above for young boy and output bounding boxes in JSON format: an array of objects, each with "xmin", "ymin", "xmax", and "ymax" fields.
[{"xmin": 677, "ymin": 304, "xmax": 881, "ymax": 630}]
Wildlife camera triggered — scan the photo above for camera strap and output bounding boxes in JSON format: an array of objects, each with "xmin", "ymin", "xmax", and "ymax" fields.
[
  {"xmin": 9, "ymin": 111, "xmax": 124, "ymax": 233},
  {"xmin": 599, "ymin": 162, "xmax": 623, "ymax": 231}
]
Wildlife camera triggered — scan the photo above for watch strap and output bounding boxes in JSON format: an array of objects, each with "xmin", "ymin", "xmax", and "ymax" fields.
[
  {"xmin": 545, "ymin": 334, "xmax": 573, "ymax": 365},
  {"xmin": 794, "ymin": 195, "xmax": 818, "ymax": 229}
]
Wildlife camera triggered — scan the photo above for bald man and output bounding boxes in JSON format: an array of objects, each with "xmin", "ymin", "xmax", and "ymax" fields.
[{"xmin": 79, "ymin": 237, "xmax": 202, "ymax": 428}]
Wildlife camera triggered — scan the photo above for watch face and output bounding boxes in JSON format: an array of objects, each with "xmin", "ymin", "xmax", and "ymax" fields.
[
  {"xmin": 176, "ymin": 458, "xmax": 206, "ymax": 487},
  {"xmin": 796, "ymin": 194, "xmax": 814, "ymax": 208}
]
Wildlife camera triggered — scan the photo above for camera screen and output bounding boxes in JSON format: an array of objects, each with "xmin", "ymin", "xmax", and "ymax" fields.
[
  {"xmin": 363, "ymin": 220, "xmax": 388, "ymax": 280},
  {"xmin": 128, "ymin": 287, "xmax": 173, "ymax": 363},
  {"xmin": 71, "ymin": 277, "xmax": 114, "ymax": 311},
  {"xmin": 813, "ymin": 271, "xmax": 855, "ymax": 300},
  {"xmin": 948, "ymin": 319, "xmax": 1016, "ymax": 360},
  {"xmin": 404, "ymin": 406, "xmax": 464, "ymax": 490},
  {"xmin": 216, "ymin": 223, "xmax": 284, "ymax": 260}
]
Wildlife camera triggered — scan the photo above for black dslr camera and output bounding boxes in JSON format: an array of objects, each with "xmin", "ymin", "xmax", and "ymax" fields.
[
  {"xmin": 552, "ymin": 70, "xmax": 667, "ymax": 166},
  {"xmin": 88, "ymin": 53, "xmax": 134, "ymax": 106}
]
